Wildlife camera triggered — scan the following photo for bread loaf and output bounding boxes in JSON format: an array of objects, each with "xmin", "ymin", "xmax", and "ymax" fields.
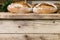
[
  {"xmin": 7, "ymin": 1, "xmax": 32, "ymax": 13},
  {"xmin": 33, "ymin": 2, "xmax": 58, "ymax": 14}
]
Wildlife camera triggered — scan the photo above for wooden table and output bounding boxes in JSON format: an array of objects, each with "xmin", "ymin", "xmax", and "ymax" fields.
[{"xmin": 0, "ymin": 12, "xmax": 60, "ymax": 40}]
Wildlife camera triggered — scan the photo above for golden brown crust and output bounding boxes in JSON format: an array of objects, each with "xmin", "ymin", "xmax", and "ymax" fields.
[
  {"xmin": 14, "ymin": 1, "xmax": 31, "ymax": 8},
  {"xmin": 7, "ymin": 1, "xmax": 32, "ymax": 13},
  {"xmin": 33, "ymin": 3, "xmax": 57, "ymax": 14},
  {"xmin": 40, "ymin": 3, "xmax": 54, "ymax": 7}
]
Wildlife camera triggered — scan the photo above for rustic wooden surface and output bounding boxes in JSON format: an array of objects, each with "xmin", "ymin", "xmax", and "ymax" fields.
[
  {"xmin": 0, "ymin": 12, "xmax": 60, "ymax": 19},
  {"xmin": 0, "ymin": 20, "xmax": 59, "ymax": 33},
  {"xmin": 0, "ymin": 34, "xmax": 59, "ymax": 40},
  {"xmin": 32, "ymin": 1, "xmax": 60, "ymax": 4},
  {"xmin": 0, "ymin": 12, "xmax": 60, "ymax": 40}
]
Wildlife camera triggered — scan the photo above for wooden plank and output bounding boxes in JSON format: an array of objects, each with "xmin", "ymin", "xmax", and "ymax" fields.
[
  {"xmin": 0, "ymin": 12, "xmax": 60, "ymax": 19},
  {"xmin": 32, "ymin": 1, "xmax": 60, "ymax": 4},
  {"xmin": 0, "ymin": 34, "xmax": 59, "ymax": 40},
  {"xmin": 0, "ymin": 20, "xmax": 60, "ymax": 33}
]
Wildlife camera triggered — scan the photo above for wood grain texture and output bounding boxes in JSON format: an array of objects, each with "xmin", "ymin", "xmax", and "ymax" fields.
[
  {"xmin": 0, "ymin": 34, "xmax": 59, "ymax": 40},
  {"xmin": 32, "ymin": 1, "xmax": 60, "ymax": 4},
  {"xmin": 0, "ymin": 12, "xmax": 60, "ymax": 19},
  {"xmin": 0, "ymin": 20, "xmax": 59, "ymax": 33}
]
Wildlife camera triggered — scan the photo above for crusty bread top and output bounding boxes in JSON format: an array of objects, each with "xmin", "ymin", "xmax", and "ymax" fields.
[
  {"xmin": 13, "ymin": 1, "xmax": 32, "ymax": 8},
  {"xmin": 36, "ymin": 3, "xmax": 54, "ymax": 8}
]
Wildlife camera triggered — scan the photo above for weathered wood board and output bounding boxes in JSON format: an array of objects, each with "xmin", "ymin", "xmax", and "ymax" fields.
[
  {"xmin": 32, "ymin": 1, "xmax": 60, "ymax": 4},
  {"xmin": 0, "ymin": 12, "xmax": 60, "ymax": 19},
  {"xmin": 0, "ymin": 13, "xmax": 60, "ymax": 40},
  {"xmin": 0, "ymin": 20, "xmax": 59, "ymax": 33},
  {"xmin": 0, "ymin": 34, "xmax": 59, "ymax": 40}
]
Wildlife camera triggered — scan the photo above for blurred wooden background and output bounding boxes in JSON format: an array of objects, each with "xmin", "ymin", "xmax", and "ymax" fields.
[{"xmin": 0, "ymin": 0, "xmax": 60, "ymax": 3}]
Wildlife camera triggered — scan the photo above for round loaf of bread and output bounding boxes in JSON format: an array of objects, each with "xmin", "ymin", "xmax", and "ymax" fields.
[
  {"xmin": 33, "ymin": 2, "xmax": 58, "ymax": 14},
  {"xmin": 7, "ymin": 2, "xmax": 32, "ymax": 13}
]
